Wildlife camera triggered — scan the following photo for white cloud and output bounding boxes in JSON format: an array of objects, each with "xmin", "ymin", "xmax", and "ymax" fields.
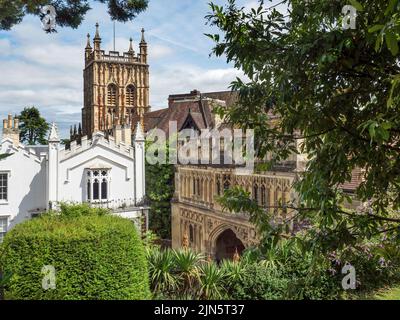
[
  {"xmin": 150, "ymin": 44, "xmax": 174, "ymax": 59},
  {"xmin": 0, "ymin": 38, "xmax": 12, "ymax": 55},
  {"xmin": 19, "ymin": 43, "xmax": 82, "ymax": 68},
  {"xmin": 150, "ymin": 64, "xmax": 246, "ymax": 108}
]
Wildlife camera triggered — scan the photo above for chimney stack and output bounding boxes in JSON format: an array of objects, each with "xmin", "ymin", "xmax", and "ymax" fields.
[
  {"xmin": 7, "ymin": 114, "xmax": 12, "ymax": 129},
  {"xmin": 2, "ymin": 114, "xmax": 20, "ymax": 146}
]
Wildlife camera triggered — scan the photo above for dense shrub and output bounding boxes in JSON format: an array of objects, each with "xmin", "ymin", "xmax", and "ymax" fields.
[
  {"xmin": 146, "ymin": 236, "xmax": 400, "ymax": 300},
  {"xmin": 281, "ymin": 252, "xmax": 341, "ymax": 300},
  {"xmin": 229, "ymin": 263, "xmax": 289, "ymax": 300},
  {"xmin": 1, "ymin": 205, "xmax": 150, "ymax": 300},
  {"xmin": 328, "ymin": 240, "xmax": 400, "ymax": 294}
]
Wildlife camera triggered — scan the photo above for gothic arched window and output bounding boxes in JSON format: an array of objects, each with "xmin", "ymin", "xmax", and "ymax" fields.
[
  {"xmin": 86, "ymin": 169, "xmax": 110, "ymax": 202},
  {"xmin": 107, "ymin": 84, "xmax": 118, "ymax": 106},
  {"xmin": 101, "ymin": 178, "xmax": 108, "ymax": 200},
  {"xmin": 197, "ymin": 179, "xmax": 201, "ymax": 196},
  {"xmin": 126, "ymin": 85, "xmax": 135, "ymax": 106},
  {"xmin": 216, "ymin": 180, "xmax": 221, "ymax": 195},
  {"xmin": 223, "ymin": 180, "xmax": 230, "ymax": 191},
  {"xmin": 87, "ymin": 180, "xmax": 91, "ymax": 201},
  {"xmin": 93, "ymin": 179, "xmax": 100, "ymax": 200},
  {"xmin": 189, "ymin": 225, "xmax": 194, "ymax": 244},
  {"xmin": 253, "ymin": 184, "xmax": 259, "ymax": 203},
  {"xmin": 261, "ymin": 185, "xmax": 266, "ymax": 207}
]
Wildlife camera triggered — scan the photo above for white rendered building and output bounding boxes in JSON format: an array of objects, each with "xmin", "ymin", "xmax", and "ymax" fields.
[{"xmin": 0, "ymin": 116, "xmax": 147, "ymax": 242}]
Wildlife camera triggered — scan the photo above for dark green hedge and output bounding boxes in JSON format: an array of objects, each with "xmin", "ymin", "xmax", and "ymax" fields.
[{"xmin": 1, "ymin": 211, "xmax": 150, "ymax": 300}]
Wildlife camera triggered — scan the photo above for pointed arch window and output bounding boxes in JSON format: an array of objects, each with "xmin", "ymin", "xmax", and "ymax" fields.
[
  {"xmin": 87, "ymin": 169, "xmax": 110, "ymax": 202},
  {"xmin": 216, "ymin": 180, "xmax": 221, "ymax": 195},
  {"xmin": 189, "ymin": 225, "xmax": 194, "ymax": 244},
  {"xmin": 107, "ymin": 84, "xmax": 118, "ymax": 106},
  {"xmin": 261, "ymin": 185, "xmax": 266, "ymax": 207},
  {"xmin": 93, "ymin": 179, "xmax": 100, "ymax": 200},
  {"xmin": 126, "ymin": 85, "xmax": 135, "ymax": 106},
  {"xmin": 253, "ymin": 184, "xmax": 259, "ymax": 203}
]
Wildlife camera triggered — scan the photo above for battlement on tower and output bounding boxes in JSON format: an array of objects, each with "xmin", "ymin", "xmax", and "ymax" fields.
[{"xmin": 86, "ymin": 49, "xmax": 145, "ymax": 65}]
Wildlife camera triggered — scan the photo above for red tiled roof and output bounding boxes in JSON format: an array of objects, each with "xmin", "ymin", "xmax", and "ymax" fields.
[{"xmin": 140, "ymin": 90, "xmax": 234, "ymax": 134}]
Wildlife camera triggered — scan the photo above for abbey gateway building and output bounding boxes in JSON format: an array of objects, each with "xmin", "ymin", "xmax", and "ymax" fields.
[{"xmin": 141, "ymin": 89, "xmax": 363, "ymax": 261}]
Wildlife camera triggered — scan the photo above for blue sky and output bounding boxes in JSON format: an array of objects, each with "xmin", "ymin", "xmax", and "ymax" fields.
[{"xmin": 0, "ymin": 0, "xmax": 284, "ymax": 138}]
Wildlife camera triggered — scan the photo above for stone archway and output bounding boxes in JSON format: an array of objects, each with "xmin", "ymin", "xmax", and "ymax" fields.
[{"xmin": 214, "ymin": 229, "xmax": 245, "ymax": 262}]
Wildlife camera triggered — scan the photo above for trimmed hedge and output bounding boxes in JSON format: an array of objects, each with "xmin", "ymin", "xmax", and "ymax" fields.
[{"xmin": 1, "ymin": 208, "xmax": 150, "ymax": 300}]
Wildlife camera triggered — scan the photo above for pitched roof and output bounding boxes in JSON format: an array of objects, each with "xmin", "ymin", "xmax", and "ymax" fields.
[{"xmin": 140, "ymin": 90, "xmax": 233, "ymax": 134}]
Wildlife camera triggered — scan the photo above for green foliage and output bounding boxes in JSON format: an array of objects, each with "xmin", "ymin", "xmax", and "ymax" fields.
[
  {"xmin": 147, "ymin": 241, "xmax": 400, "ymax": 300},
  {"xmin": 207, "ymin": 0, "xmax": 400, "ymax": 251},
  {"xmin": 0, "ymin": 242, "xmax": 12, "ymax": 300},
  {"xmin": 0, "ymin": 0, "xmax": 149, "ymax": 31},
  {"xmin": 0, "ymin": 154, "xmax": 11, "ymax": 160},
  {"xmin": 374, "ymin": 286, "xmax": 400, "ymax": 300},
  {"xmin": 145, "ymin": 141, "xmax": 174, "ymax": 239},
  {"xmin": 18, "ymin": 107, "xmax": 49, "ymax": 145},
  {"xmin": 229, "ymin": 262, "xmax": 289, "ymax": 300},
  {"xmin": 147, "ymin": 248, "xmax": 179, "ymax": 295},
  {"xmin": 147, "ymin": 247, "xmax": 207, "ymax": 299},
  {"xmin": 172, "ymin": 249, "xmax": 203, "ymax": 296},
  {"xmin": 1, "ymin": 204, "xmax": 150, "ymax": 300},
  {"xmin": 198, "ymin": 262, "xmax": 227, "ymax": 299}
]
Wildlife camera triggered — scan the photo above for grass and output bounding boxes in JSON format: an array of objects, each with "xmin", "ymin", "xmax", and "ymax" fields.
[
  {"xmin": 373, "ymin": 286, "xmax": 400, "ymax": 300},
  {"xmin": 346, "ymin": 285, "xmax": 400, "ymax": 300}
]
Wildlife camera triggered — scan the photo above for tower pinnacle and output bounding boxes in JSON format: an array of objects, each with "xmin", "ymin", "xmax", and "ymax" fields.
[
  {"xmin": 128, "ymin": 37, "xmax": 134, "ymax": 53},
  {"xmin": 93, "ymin": 23, "xmax": 101, "ymax": 52},
  {"xmin": 94, "ymin": 22, "xmax": 100, "ymax": 39},
  {"xmin": 85, "ymin": 33, "xmax": 92, "ymax": 49},
  {"xmin": 85, "ymin": 33, "xmax": 92, "ymax": 61},
  {"xmin": 48, "ymin": 123, "xmax": 60, "ymax": 143},
  {"xmin": 140, "ymin": 28, "xmax": 146, "ymax": 44},
  {"xmin": 139, "ymin": 28, "xmax": 147, "ymax": 63}
]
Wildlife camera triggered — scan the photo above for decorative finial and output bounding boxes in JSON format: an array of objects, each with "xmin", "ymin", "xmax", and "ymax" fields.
[
  {"xmin": 134, "ymin": 120, "xmax": 145, "ymax": 142},
  {"xmin": 233, "ymin": 248, "xmax": 240, "ymax": 263},
  {"xmin": 182, "ymin": 233, "xmax": 189, "ymax": 250},
  {"xmin": 94, "ymin": 22, "xmax": 100, "ymax": 39},
  {"xmin": 140, "ymin": 28, "xmax": 146, "ymax": 43},
  {"xmin": 128, "ymin": 37, "xmax": 134, "ymax": 52},
  {"xmin": 86, "ymin": 33, "xmax": 91, "ymax": 49},
  {"xmin": 48, "ymin": 122, "xmax": 60, "ymax": 142}
]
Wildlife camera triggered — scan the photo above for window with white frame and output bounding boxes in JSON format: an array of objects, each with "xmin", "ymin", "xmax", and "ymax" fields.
[
  {"xmin": 87, "ymin": 170, "xmax": 110, "ymax": 202},
  {"xmin": 0, "ymin": 173, "xmax": 8, "ymax": 201},
  {"xmin": 0, "ymin": 216, "xmax": 7, "ymax": 243}
]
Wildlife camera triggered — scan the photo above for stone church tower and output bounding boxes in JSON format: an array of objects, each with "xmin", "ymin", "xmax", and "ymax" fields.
[{"xmin": 82, "ymin": 23, "xmax": 150, "ymax": 137}]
